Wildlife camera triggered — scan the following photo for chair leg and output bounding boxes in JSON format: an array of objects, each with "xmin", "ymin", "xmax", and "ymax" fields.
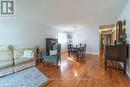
[
  {"xmin": 57, "ymin": 61, "xmax": 58, "ymax": 68},
  {"xmin": 43, "ymin": 61, "xmax": 48, "ymax": 67},
  {"xmin": 42, "ymin": 61, "xmax": 44, "ymax": 67},
  {"xmin": 123, "ymin": 61, "xmax": 126, "ymax": 74},
  {"xmin": 60, "ymin": 59, "xmax": 61, "ymax": 64},
  {"xmin": 104, "ymin": 57, "xmax": 107, "ymax": 69},
  {"xmin": 76, "ymin": 52, "xmax": 79, "ymax": 60}
]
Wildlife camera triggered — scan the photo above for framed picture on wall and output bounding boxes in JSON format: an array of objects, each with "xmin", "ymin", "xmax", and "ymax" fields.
[
  {"xmin": 116, "ymin": 20, "xmax": 123, "ymax": 43},
  {"xmin": 46, "ymin": 38, "xmax": 58, "ymax": 53},
  {"xmin": 122, "ymin": 20, "xmax": 126, "ymax": 35}
]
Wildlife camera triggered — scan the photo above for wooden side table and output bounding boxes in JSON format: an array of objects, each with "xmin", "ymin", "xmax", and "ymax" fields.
[{"xmin": 36, "ymin": 51, "xmax": 42, "ymax": 62}]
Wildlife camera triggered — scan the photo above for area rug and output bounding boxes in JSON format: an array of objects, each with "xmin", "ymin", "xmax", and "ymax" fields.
[{"xmin": 0, "ymin": 67, "xmax": 48, "ymax": 87}]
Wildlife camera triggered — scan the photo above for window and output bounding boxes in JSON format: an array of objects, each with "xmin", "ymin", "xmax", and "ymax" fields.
[{"xmin": 58, "ymin": 32, "xmax": 67, "ymax": 44}]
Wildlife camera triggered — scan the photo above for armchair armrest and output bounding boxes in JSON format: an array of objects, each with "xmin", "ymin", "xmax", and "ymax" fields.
[
  {"xmin": 42, "ymin": 55, "xmax": 58, "ymax": 62},
  {"xmin": 45, "ymin": 52, "xmax": 50, "ymax": 55}
]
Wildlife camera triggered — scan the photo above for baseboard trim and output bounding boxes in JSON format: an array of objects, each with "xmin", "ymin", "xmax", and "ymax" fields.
[{"xmin": 86, "ymin": 52, "xmax": 99, "ymax": 55}]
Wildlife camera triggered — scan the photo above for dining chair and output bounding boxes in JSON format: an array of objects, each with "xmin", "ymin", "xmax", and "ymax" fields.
[
  {"xmin": 77, "ymin": 44, "xmax": 87, "ymax": 59},
  {"xmin": 67, "ymin": 44, "xmax": 73, "ymax": 56}
]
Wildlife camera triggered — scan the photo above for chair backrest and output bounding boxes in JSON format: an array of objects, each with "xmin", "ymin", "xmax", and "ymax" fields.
[
  {"xmin": 57, "ymin": 44, "xmax": 61, "ymax": 53},
  {"xmin": 83, "ymin": 44, "xmax": 87, "ymax": 52},
  {"xmin": 79, "ymin": 43, "xmax": 83, "ymax": 47},
  {"xmin": 68, "ymin": 44, "xmax": 73, "ymax": 48},
  {"xmin": 49, "ymin": 43, "xmax": 61, "ymax": 53}
]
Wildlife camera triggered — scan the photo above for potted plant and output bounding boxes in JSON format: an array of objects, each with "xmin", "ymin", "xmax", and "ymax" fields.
[{"xmin": 120, "ymin": 34, "xmax": 127, "ymax": 44}]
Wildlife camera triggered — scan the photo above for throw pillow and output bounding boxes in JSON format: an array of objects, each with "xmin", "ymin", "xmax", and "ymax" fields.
[
  {"xmin": 50, "ymin": 50, "xmax": 57, "ymax": 55},
  {"xmin": 23, "ymin": 50, "xmax": 34, "ymax": 58}
]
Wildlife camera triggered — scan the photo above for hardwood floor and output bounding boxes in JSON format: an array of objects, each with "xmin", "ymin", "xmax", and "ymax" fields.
[{"xmin": 37, "ymin": 54, "xmax": 130, "ymax": 87}]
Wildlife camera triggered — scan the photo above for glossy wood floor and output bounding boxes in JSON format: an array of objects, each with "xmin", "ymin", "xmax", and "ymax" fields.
[{"xmin": 37, "ymin": 54, "xmax": 130, "ymax": 87}]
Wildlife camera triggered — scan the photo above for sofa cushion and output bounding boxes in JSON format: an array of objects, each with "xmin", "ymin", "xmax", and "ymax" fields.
[
  {"xmin": 0, "ymin": 60, "xmax": 14, "ymax": 69},
  {"xmin": 0, "ymin": 46, "xmax": 9, "ymax": 51},
  {"xmin": 14, "ymin": 57, "xmax": 33, "ymax": 65},
  {"xmin": 13, "ymin": 60, "xmax": 36, "ymax": 72},
  {"xmin": 0, "ymin": 50, "xmax": 13, "ymax": 61},
  {"xmin": 0, "ymin": 50, "xmax": 14, "ymax": 69},
  {"xmin": 13, "ymin": 49, "xmax": 35, "ymax": 60},
  {"xmin": 13, "ymin": 50, "xmax": 24, "ymax": 60},
  {"xmin": 13, "ymin": 49, "xmax": 35, "ymax": 65}
]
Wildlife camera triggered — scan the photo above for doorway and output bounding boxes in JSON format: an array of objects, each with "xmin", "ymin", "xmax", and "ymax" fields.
[
  {"xmin": 100, "ymin": 34, "xmax": 112, "ymax": 54},
  {"xmin": 99, "ymin": 25, "xmax": 115, "ymax": 55}
]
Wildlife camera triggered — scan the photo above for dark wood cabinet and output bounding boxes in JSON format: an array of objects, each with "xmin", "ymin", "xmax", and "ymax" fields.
[{"xmin": 104, "ymin": 44, "xmax": 129, "ymax": 73}]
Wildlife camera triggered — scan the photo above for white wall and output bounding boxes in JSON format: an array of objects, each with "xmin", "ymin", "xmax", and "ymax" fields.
[
  {"xmin": 0, "ymin": 0, "xmax": 100, "ymax": 54},
  {"xmin": 119, "ymin": 0, "xmax": 130, "ymax": 76},
  {"xmin": 0, "ymin": 21, "xmax": 58, "ymax": 52},
  {"xmin": 0, "ymin": 22, "xmax": 99, "ymax": 55},
  {"xmin": 0, "ymin": 0, "xmax": 59, "ymax": 52},
  {"xmin": 73, "ymin": 26, "xmax": 99, "ymax": 54}
]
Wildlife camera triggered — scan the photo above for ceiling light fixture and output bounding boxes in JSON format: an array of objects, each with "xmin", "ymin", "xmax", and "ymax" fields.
[{"xmin": 73, "ymin": 25, "xmax": 78, "ymax": 37}]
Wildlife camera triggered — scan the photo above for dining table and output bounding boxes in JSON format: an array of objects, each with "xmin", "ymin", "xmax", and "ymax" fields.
[{"xmin": 68, "ymin": 45, "xmax": 84, "ymax": 59}]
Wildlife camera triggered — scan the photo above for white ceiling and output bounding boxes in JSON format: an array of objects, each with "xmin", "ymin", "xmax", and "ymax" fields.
[{"xmin": 17, "ymin": 0, "xmax": 128, "ymax": 31}]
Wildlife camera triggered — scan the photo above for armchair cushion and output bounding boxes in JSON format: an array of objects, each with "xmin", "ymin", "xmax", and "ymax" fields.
[{"xmin": 43, "ymin": 55, "xmax": 58, "ymax": 62}]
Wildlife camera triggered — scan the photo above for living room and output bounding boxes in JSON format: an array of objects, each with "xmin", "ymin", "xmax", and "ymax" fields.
[{"xmin": 0, "ymin": 0, "xmax": 130, "ymax": 87}]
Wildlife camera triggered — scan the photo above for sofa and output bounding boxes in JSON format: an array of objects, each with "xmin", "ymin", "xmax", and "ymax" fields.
[{"xmin": 0, "ymin": 46, "xmax": 36, "ymax": 77}]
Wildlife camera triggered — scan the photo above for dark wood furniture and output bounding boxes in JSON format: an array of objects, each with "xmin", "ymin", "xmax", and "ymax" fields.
[
  {"xmin": 76, "ymin": 44, "xmax": 87, "ymax": 59},
  {"xmin": 67, "ymin": 44, "xmax": 73, "ymax": 57},
  {"xmin": 67, "ymin": 44, "xmax": 87, "ymax": 59},
  {"xmin": 104, "ymin": 44, "xmax": 128, "ymax": 74}
]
